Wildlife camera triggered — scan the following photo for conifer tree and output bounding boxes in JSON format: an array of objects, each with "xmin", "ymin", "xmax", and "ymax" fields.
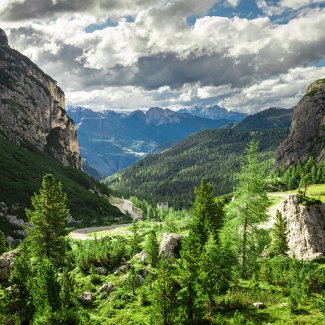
[
  {"xmin": 150, "ymin": 259, "xmax": 177, "ymax": 325},
  {"xmin": 26, "ymin": 174, "xmax": 69, "ymax": 264},
  {"xmin": 192, "ymin": 178, "xmax": 224, "ymax": 248},
  {"xmin": 266, "ymin": 210, "xmax": 288, "ymax": 257},
  {"xmin": 145, "ymin": 229, "xmax": 159, "ymax": 266},
  {"xmin": 225, "ymin": 141, "xmax": 270, "ymax": 278}
]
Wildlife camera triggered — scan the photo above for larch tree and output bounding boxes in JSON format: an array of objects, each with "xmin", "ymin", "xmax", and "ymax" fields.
[{"xmin": 225, "ymin": 141, "xmax": 270, "ymax": 278}]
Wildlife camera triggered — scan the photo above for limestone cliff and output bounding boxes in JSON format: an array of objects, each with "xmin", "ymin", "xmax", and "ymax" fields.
[
  {"xmin": 0, "ymin": 28, "xmax": 81, "ymax": 169},
  {"xmin": 275, "ymin": 79, "xmax": 325, "ymax": 167},
  {"xmin": 283, "ymin": 195, "xmax": 325, "ymax": 260}
]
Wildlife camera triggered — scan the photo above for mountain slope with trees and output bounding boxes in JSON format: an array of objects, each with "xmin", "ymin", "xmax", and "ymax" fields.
[{"xmin": 105, "ymin": 127, "xmax": 289, "ymax": 208}]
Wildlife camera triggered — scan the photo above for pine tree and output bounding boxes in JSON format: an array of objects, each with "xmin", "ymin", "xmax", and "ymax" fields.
[
  {"xmin": 300, "ymin": 173, "xmax": 312, "ymax": 197},
  {"xmin": 130, "ymin": 221, "xmax": 141, "ymax": 256},
  {"xmin": 145, "ymin": 230, "xmax": 159, "ymax": 266},
  {"xmin": 225, "ymin": 141, "xmax": 270, "ymax": 278},
  {"xmin": 192, "ymin": 178, "xmax": 224, "ymax": 248},
  {"xmin": 150, "ymin": 259, "xmax": 177, "ymax": 325},
  {"xmin": 26, "ymin": 174, "xmax": 69, "ymax": 264},
  {"xmin": 266, "ymin": 210, "xmax": 288, "ymax": 257}
]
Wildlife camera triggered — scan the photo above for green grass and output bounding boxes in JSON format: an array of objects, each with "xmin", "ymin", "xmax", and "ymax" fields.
[
  {"xmin": 284, "ymin": 184, "xmax": 325, "ymax": 203},
  {"xmin": 268, "ymin": 195, "xmax": 284, "ymax": 207}
]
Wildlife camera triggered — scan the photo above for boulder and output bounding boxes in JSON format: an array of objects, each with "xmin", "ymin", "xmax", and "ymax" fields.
[
  {"xmin": 134, "ymin": 250, "xmax": 147, "ymax": 263},
  {"xmin": 159, "ymin": 233, "xmax": 183, "ymax": 260},
  {"xmin": 94, "ymin": 266, "xmax": 108, "ymax": 275},
  {"xmin": 113, "ymin": 264, "xmax": 129, "ymax": 275},
  {"xmin": 283, "ymin": 195, "xmax": 325, "ymax": 260},
  {"xmin": 79, "ymin": 291, "xmax": 93, "ymax": 304},
  {"xmin": 253, "ymin": 302, "xmax": 265, "ymax": 309},
  {"xmin": 98, "ymin": 282, "xmax": 115, "ymax": 294},
  {"xmin": 0, "ymin": 250, "xmax": 19, "ymax": 282}
]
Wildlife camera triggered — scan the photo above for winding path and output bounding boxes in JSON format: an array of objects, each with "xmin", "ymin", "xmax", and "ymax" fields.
[
  {"xmin": 260, "ymin": 192, "xmax": 290, "ymax": 229},
  {"xmin": 69, "ymin": 199, "xmax": 141, "ymax": 240}
]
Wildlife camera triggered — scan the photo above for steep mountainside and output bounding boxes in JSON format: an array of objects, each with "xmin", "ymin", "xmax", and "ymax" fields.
[
  {"xmin": 275, "ymin": 79, "xmax": 325, "ymax": 167},
  {"xmin": 178, "ymin": 105, "xmax": 247, "ymax": 121},
  {"xmin": 67, "ymin": 106, "xmax": 235, "ymax": 177},
  {"xmin": 105, "ymin": 126, "xmax": 289, "ymax": 208},
  {"xmin": 235, "ymin": 107, "xmax": 294, "ymax": 130},
  {"xmin": 0, "ymin": 29, "xmax": 81, "ymax": 168},
  {"xmin": 0, "ymin": 29, "xmax": 123, "ymax": 239}
]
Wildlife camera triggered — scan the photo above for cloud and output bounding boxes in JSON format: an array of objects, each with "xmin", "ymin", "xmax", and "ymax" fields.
[
  {"xmin": 218, "ymin": 66, "xmax": 325, "ymax": 113},
  {"xmin": 1, "ymin": 0, "xmax": 325, "ymax": 113},
  {"xmin": 257, "ymin": 0, "xmax": 325, "ymax": 16}
]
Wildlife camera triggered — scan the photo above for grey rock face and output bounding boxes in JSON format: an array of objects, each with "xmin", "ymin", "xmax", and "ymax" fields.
[
  {"xmin": 94, "ymin": 266, "xmax": 108, "ymax": 275},
  {"xmin": 134, "ymin": 250, "xmax": 148, "ymax": 263},
  {"xmin": 0, "ymin": 250, "xmax": 19, "ymax": 282},
  {"xmin": 0, "ymin": 29, "xmax": 8, "ymax": 47},
  {"xmin": 98, "ymin": 282, "xmax": 115, "ymax": 294},
  {"xmin": 283, "ymin": 195, "xmax": 325, "ymax": 260},
  {"xmin": 79, "ymin": 291, "xmax": 93, "ymax": 304},
  {"xmin": 113, "ymin": 264, "xmax": 129, "ymax": 275},
  {"xmin": 0, "ymin": 29, "xmax": 81, "ymax": 169},
  {"xmin": 275, "ymin": 79, "xmax": 325, "ymax": 167},
  {"xmin": 159, "ymin": 233, "xmax": 183, "ymax": 260}
]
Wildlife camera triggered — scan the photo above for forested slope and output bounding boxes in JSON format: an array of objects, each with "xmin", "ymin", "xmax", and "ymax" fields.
[{"xmin": 105, "ymin": 128, "xmax": 289, "ymax": 208}]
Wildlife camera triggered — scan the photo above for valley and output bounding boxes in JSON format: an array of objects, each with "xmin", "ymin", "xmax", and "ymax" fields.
[{"xmin": 0, "ymin": 8, "xmax": 325, "ymax": 324}]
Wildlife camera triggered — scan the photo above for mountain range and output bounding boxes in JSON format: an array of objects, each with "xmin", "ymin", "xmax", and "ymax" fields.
[
  {"xmin": 67, "ymin": 106, "xmax": 241, "ymax": 177},
  {"xmin": 178, "ymin": 105, "xmax": 247, "ymax": 121}
]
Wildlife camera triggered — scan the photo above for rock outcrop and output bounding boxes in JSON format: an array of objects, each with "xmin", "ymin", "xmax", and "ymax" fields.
[
  {"xmin": 0, "ymin": 250, "xmax": 19, "ymax": 282},
  {"xmin": 275, "ymin": 79, "xmax": 325, "ymax": 167},
  {"xmin": 0, "ymin": 28, "xmax": 81, "ymax": 169},
  {"xmin": 159, "ymin": 233, "xmax": 183, "ymax": 260},
  {"xmin": 283, "ymin": 195, "xmax": 325, "ymax": 260}
]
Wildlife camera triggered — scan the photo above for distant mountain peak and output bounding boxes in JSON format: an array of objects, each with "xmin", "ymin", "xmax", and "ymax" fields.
[
  {"xmin": 145, "ymin": 107, "xmax": 181, "ymax": 125},
  {"xmin": 178, "ymin": 105, "xmax": 247, "ymax": 122}
]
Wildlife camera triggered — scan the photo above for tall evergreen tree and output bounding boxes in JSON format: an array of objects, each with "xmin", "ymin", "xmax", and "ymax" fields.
[
  {"xmin": 150, "ymin": 259, "xmax": 177, "ymax": 325},
  {"xmin": 192, "ymin": 178, "xmax": 224, "ymax": 247},
  {"xmin": 145, "ymin": 230, "xmax": 159, "ymax": 266},
  {"xmin": 225, "ymin": 141, "xmax": 270, "ymax": 278},
  {"xmin": 266, "ymin": 210, "xmax": 288, "ymax": 257},
  {"xmin": 26, "ymin": 174, "xmax": 69, "ymax": 264}
]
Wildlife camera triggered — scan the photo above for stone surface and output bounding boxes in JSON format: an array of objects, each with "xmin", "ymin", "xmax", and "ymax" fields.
[
  {"xmin": 98, "ymin": 282, "xmax": 115, "ymax": 294},
  {"xmin": 134, "ymin": 250, "xmax": 148, "ymax": 263},
  {"xmin": 113, "ymin": 264, "xmax": 129, "ymax": 275},
  {"xmin": 0, "ymin": 29, "xmax": 81, "ymax": 169},
  {"xmin": 80, "ymin": 291, "xmax": 93, "ymax": 304},
  {"xmin": 159, "ymin": 233, "xmax": 183, "ymax": 260},
  {"xmin": 0, "ymin": 250, "xmax": 19, "ymax": 282},
  {"xmin": 275, "ymin": 79, "xmax": 325, "ymax": 167},
  {"xmin": 94, "ymin": 266, "xmax": 108, "ymax": 275},
  {"xmin": 253, "ymin": 302, "xmax": 265, "ymax": 309},
  {"xmin": 283, "ymin": 195, "xmax": 325, "ymax": 260}
]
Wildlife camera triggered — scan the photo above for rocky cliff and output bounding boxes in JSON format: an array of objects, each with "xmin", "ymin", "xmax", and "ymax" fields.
[
  {"xmin": 283, "ymin": 195, "xmax": 325, "ymax": 260},
  {"xmin": 0, "ymin": 28, "xmax": 81, "ymax": 169},
  {"xmin": 275, "ymin": 79, "xmax": 325, "ymax": 167}
]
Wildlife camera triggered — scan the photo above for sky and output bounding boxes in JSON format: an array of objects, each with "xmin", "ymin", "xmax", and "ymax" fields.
[{"xmin": 1, "ymin": 0, "xmax": 325, "ymax": 113}]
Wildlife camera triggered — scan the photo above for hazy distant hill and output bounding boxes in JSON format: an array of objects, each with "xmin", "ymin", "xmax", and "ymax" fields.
[{"xmin": 67, "ymin": 106, "xmax": 236, "ymax": 177}]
